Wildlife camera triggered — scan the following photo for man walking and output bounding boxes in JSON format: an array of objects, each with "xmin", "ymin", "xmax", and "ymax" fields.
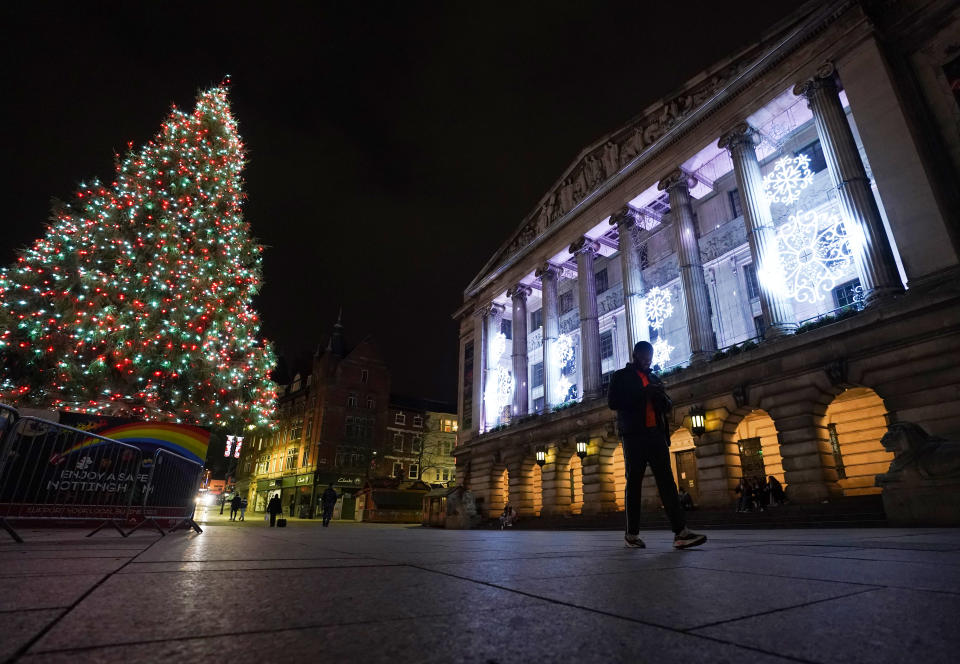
[
  {"xmin": 239, "ymin": 497, "xmax": 248, "ymax": 521},
  {"xmin": 229, "ymin": 493, "xmax": 242, "ymax": 521},
  {"xmin": 267, "ymin": 493, "xmax": 282, "ymax": 527},
  {"xmin": 320, "ymin": 483, "xmax": 339, "ymax": 527},
  {"xmin": 608, "ymin": 341, "xmax": 707, "ymax": 550}
]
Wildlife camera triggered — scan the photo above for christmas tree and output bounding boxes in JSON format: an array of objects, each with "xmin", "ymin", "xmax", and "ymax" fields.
[{"xmin": 0, "ymin": 80, "xmax": 277, "ymax": 429}]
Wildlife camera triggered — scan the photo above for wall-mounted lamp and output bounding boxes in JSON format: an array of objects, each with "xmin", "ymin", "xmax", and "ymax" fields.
[
  {"xmin": 535, "ymin": 447, "xmax": 546, "ymax": 467},
  {"xmin": 575, "ymin": 438, "xmax": 588, "ymax": 459},
  {"xmin": 689, "ymin": 406, "xmax": 706, "ymax": 437}
]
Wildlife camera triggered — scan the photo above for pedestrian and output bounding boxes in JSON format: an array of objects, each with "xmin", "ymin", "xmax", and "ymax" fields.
[
  {"xmin": 239, "ymin": 497, "xmax": 248, "ymax": 521},
  {"xmin": 320, "ymin": 483, "xmax": 338, "ymax": 527},
  {"xmin": 289, "ymin": 494, "xmax": 296, "ymax": 518},
  {"xmin": 229, "ymin": 493, "xmax": 241, "ymax": 521},
  {"xmin": 608, "ymin": 340, "xmax": 707, "ymax": 550},
  {"xmin": 268, "ymin": 493, "xmax": 282, "ymax": 527},
  {"xmin": 767, "ymin": 475, "xmax": 786, "ymax": 505}
]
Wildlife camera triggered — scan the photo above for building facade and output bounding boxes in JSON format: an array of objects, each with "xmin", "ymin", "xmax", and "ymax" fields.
[
  {"xmin": 380, "ymin": 396, "xmax": 458, "ymax": 485},
  {"xmin": 454, "ymin": 0, "xmax": 960, "ymax": 518},
  {"xmin": 237, "ymin": 318, "xmax": 391, "ymax": 518}
]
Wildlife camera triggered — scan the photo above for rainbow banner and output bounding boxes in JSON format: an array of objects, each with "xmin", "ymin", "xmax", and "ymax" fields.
[{"xmin": 58, "ymin": 413, "xmax": 210, "ymax": 464}]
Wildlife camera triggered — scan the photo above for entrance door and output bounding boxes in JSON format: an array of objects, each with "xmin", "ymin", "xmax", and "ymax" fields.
[
  {"xmin": 340, "ymin": 493, "xmax": 356, "ymax": 520},
  {"xmin": 739, "ymin": 437, "xmax": 767, "ymax": 483},
  {"xmin": 674, "ymin": 450, "xmax": 699, "ymax": 501}
]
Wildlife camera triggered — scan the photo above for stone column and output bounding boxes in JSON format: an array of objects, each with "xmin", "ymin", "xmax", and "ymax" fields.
[
  {"xmin": 610, "ymin": 207, "xmax": 649, "ymax": 353},
  {"xmin": 508, "ymin": 285, "xmax": 532, "ymax": 417},
  {"xmin": 471, "ymin": 307, "xmax": 486, "ymax": 434},
  {"xmin": 484, "ymin": 303, "xmax": 505, "ymax": 429},
  {"xmin": 718, "ymin": 124, "xmax": 796, "ymax": 338},
  {"xmin": 570, "ymin": 237, "xmax": 602, "ymax": 399},
  {"xmin": 536, "ymin": 263, "xmax": 561, "ymax": 408},
  {"xmin": 794, "ymin": 63, "xmax": 903, "ymax": 304},
  {"xmin": 658, "ymin": 171, "xmax": 717, "ymax": 363}
]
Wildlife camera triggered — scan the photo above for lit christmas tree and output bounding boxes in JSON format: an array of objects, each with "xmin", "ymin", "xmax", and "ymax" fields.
[{"xmin": 0, "ymin": 80, "xmax": 277, "ymax": 429}]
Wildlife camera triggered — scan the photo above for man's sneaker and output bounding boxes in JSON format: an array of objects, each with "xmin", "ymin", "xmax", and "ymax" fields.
[
  {"xmin": 624, "ymin": 534, "xmax": 646, "ymax": 548},
  {"xmin": 673, "ymin": 529, "xmax": 707, "ymax": 549}
]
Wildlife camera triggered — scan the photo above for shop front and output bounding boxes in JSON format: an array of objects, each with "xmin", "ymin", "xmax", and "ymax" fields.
[
  {"xmin": 255, "ymin": 478, "xmax": 282, "ymax": 512},
  {"xmin": 313, "ymin": 471, "xmax": 365, "ymax": 520}
]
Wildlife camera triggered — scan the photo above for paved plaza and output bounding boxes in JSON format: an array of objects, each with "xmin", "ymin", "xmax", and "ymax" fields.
[{"xmin": 1, "ymin": 518, "xmax": 958, "ymax": 663}]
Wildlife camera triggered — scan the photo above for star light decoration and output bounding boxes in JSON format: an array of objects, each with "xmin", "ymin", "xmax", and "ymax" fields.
[
  {"xmin": 775, "ymin": 208, "xmax": 854, "ymax": 303},
  {"xmin": 0, "ymin": 81, "xmax": 277, "ymax": 429},
  {"xmin": 652, "ymin": 338, "xmax": 674, "ymax": 369},
  {"xmin": 762, "ymin": 153, "xmax": 814, "ymax": 205},
  {"xmin": 484, "ymin": 332, "xmax": 513, "ymax": 425}
]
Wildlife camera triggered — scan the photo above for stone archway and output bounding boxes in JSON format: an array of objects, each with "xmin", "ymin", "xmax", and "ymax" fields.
[
  {"xmin": 825, "ymin": 387, "xmax": 893, "ymax": 495},
  {"xmin": 487, "ymin": 465, "xmax": 508, "ymax": 518},
  {"xmin": 733, "ymin": 409, "xmax": 785, "ymax": 485},
  {"xmin": 670, "ymin": 427, "xmax": 698, "ymax": 502},
  {"xmin": 612, "ymin": 443, "xmax": 626, "ymax": 511}
]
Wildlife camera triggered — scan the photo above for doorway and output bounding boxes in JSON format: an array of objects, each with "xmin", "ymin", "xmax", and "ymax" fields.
[
  {"xmin": 738, "ymin": 436, "xmax": 767, "ymax": 483},
  {"xmin": 674, "ymin": 449, "xmax": 698, "ymax": 501}
]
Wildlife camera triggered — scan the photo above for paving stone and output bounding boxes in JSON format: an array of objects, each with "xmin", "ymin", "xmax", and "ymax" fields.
[
  {"xmin": 0, "ymin": 574, "xmax": 104, "ymax": 611},
  {"xmin": 692, "ymin": 587, "xmax": 960, "ymax": 664},
  {"xmin": 24, "ymin": 602, "xmax": 797, "ymax": 664},
  {"xmin": 678, "ymin": 547, "xmax": 960, "ymax": 593},
  {"xmin": 0, "ymin": 557, "xmax": 130, "ymax": 577},
  {"xmin": 494, "ymin": 565, "xmax": 870, "ymax": 630},
  {"xmin": 32, "ymin": 565, "xmax": 538, "ymax": 651},
  {"xmin": 0, "ymin": 609, "xmax": 61, "ymax": 662}
]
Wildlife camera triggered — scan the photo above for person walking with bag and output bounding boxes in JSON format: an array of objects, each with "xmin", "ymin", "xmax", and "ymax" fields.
[
  {"xmin": 608, "ymin": 341, "xmax": 707, "ymax": 550},
  {"xmin": 267, "ymin": 493, "xmax": 282, "ymax": 527},
  {"xmin": 239, "ymin": 497, "xmax": 248, "ymax": 521},
  {"xmin": 229, "ymin": 493, "xmax": 241, "ymax": 521}
]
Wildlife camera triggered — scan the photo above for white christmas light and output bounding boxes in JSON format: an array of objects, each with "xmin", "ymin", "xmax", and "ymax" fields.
[
  {"xmin": 762, "ymin": 153, "xmax": 814, "ymax": 205},
  {"xmin": 490, "ymin": 332, "xmax": 506, "ymax": 364},
  {"xmin": 555, "ymin": 333, "xmax": 575, "ymax": 366},
  {"xmin": 644, "ymin": 286, "xmax": 673, "ymax": 330},
  {"xmin": 496, "ymin": 367, "xmax": 514, "ymax": 403},
  {"xmin": 775, "ymin": 208, "xmax": 853, "ymax": 303},
  {"xmin": 233, "ymin": 436, "xmax": 243, "ymax": 459},
  {"xmin": 224, "ymin": 435, "xmax": 234, "ymax": 457},
  {"xmin": 652, "ymin": 338, "xmax": 673, "ymax": 369}
]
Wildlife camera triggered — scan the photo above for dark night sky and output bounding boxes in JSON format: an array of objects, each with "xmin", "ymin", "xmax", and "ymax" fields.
[{"xmin": 2, "ymin": 1, "xmax": 795, "ymax": 404}]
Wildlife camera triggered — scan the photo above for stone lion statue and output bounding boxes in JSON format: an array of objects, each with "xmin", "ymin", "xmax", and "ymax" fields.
[{"xmin": 880, "ymin": 422, "xmax": 960, "ymax": 479}]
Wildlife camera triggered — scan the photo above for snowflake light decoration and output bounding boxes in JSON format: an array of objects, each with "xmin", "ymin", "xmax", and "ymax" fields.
[
  {"xmin": 762, "ymin": 153, "xmax": 814, "ymax": 205},
  {"xmin": 775, "ymin": 208, "xmax": 854, "ymax": 303},
  {"xmin": 555, "ymin": 333, "xmax": 575, "ymax": 368},
  {"xmin": 652, "ymin": 338, "xmax": 673, "ymax": 370},
  {"xmin": 496, "ymin": 367, "xmax": 514, "ymax": 403},
  {"xmin": 644, "ymin": 286, "xmax": 673, "ymax": 331}
]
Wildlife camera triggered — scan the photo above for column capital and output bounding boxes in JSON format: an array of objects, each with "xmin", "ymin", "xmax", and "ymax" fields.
[
  {"xmin": 569, "ymin": 237, "xmax": 600, "ymax": 257},
  {"xmin": 792, "ymin": 62, "xmax": 838, "ymax": 98},
  {"xmin": 657, "ymin": 168, "xmax": 696, "ymax": 193},
  {"xmin": 507, "ymin": 284, "xmax": 533, "ymax": 301},
  {"xmin": 535, "ymin": 263, "xmax": 561, "ymax": 282},
  {"xmin": 609, "ymin": 206, "xmax": 640, "ymax": 229},
  {"xmin": 474, "ymin": 302, "xmax": 505, "ymax": 319},
  {"xmin": 717, "ymin": 122, "xmax": 760, "ymax": 152}
]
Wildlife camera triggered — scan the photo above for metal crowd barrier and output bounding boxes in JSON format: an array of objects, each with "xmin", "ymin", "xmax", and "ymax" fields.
[
  {"xmin": 0, "ymin": 405, "xmax": 205, "ymax": 542},
  {"xmin": 126, "ymin": 447, "xmax": 203, "ymax": 536}
]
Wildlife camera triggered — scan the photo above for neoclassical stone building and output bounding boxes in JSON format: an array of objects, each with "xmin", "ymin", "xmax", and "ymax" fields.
[{"xmin": 453, "ymin": 0, "xmax": 960, "ymax": 518}]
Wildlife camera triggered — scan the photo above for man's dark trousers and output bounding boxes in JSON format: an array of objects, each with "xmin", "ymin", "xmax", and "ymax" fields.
[
  {"xmin": 269, "ymin": 513, "xmax": 278, "ymax": 527},
  {"xmin": 623, "ymin": 427, "xmax": 686, "ymax": 535}
]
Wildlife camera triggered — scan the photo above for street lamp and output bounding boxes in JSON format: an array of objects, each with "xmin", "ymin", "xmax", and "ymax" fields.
[
  {"xmin": 575, "ymin": 438, "xmax": 588, "ymax": 460},
  {"xmin": 535, "ymin": 447, "xmax": 546, "ymax": 467},
  {"xmin": 689, "ymin": 406, "xmax": 706, "ymax": 437}
]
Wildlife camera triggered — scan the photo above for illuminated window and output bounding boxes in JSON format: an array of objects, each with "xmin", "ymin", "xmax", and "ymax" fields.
[
  {"xmin": 599, "ymin": 330, "xmax": 614, "ymax": 360},
  {"xmin": 532, "ymin": 362, "xmax": 544, "ymax": 388},
  {"xmin": 595, "ymin": 268, "xmax": 609, "ymax": 294},
  {"xmin": 530, "ymin": 309, "xmax": 543, "ymax": 330},
  {"xmin": 285, "ymin": 447, "xmax": 298, "ymax": 471},
  {"xmin": 408, "ymin": 463, "xmax": 419, "ymax": 479},
  {"xmin": 300, "ymin": 446, "xmax": 309, "ymax": 466},
  {"xmin": 728, "ymin": 189, "xmax": 743, "ymax": 219}
]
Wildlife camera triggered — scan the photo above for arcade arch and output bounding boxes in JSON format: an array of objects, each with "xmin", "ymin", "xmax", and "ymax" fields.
[{"xmin": 824, "ymin": 387, "xmax": 892, "ymax": 495}]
